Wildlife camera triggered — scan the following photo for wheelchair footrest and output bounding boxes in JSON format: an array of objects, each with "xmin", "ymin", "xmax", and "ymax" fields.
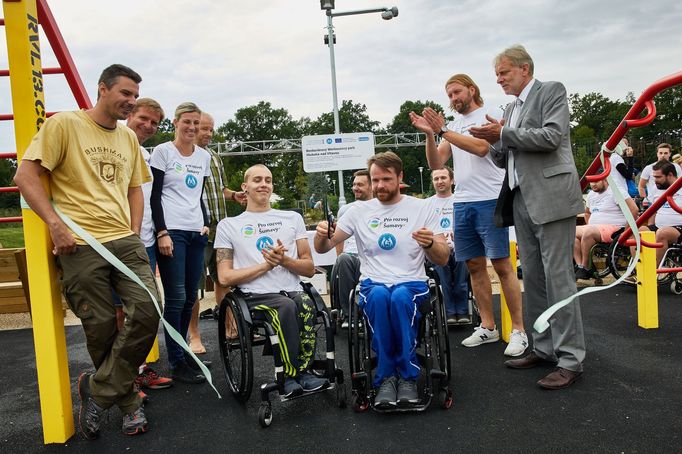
[{"xmin": 429, "ymin": 368, "xmax": 446, "ymax": 380}]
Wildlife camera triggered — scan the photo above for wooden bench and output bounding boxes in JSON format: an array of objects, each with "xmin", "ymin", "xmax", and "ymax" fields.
[{"xmin": 0, "ymin": 248, "xmax": 30, "ymax": 314}]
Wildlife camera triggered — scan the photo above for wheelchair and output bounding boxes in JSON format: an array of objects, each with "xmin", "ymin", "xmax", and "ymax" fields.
[
  {"xmin": 217, "ymin": 282, "xmax": 346, "ymax": 428},
  {"xmin": 347, "ymin": 268, "xmax": 453, "ymax": 413}
]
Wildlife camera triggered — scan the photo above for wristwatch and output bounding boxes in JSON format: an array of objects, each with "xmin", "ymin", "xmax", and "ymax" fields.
[{"xmin": 437, "ymin": 125, "xmax": 449, "ymax": 137}]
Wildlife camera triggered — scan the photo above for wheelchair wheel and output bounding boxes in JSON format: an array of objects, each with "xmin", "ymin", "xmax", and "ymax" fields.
[
  {"xmin": 258, "ymin": 402, "xmax": 273, "ymax": 428},
  {"xmin": 432, "ymin": 283, "xmax": 452, "ymax": 382},
  {"xmin": 608, "ymin": 238, "xmax": 634, "ymax": 282},
  {"xmin": 437, "ymin": 388, "xmax": 453, "ymax": 409},
  {"xmin": 218, "ymin": 295, "xmax": 253, "ymax": 403},
  {"xmin": 589, "ymin": 243, "xmax": 612, "ymax": 280},
  {"xmin": 347, "ymin": 293, "xmax": 372, "ymax": 406}
]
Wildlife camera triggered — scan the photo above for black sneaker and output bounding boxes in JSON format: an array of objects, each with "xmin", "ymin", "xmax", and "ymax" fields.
[
  {"xmin": 77, "ymin": 372, "xmax": 105, "ymax": 440},
  {"xmin": 283, "ymin": 377, "xmax": 303, "ymax": 398},
  {"xmin": 575, "ymin": 266, "xmax": 593, "ymax": 280},
  {"xmin": 171, "ymin": 363, "xmax": 206, "ymax": 384},
  {"xmin": 298, "ymin": 372, "xmax": 330, "ymax": 392},
  {"xmin": 397, "ymin": 378, "xmax": 419, "ymax": 404},
  {"xmin": 375, "ymin": 376, "xmax": 398, "ymax": 408},
  {"xmin": 122, "ymin": 406, "xmax": 148, "ymax": 436},
  {"xmin": 185, "ymin": 353, "xmax": 212, "ymax": 371}
]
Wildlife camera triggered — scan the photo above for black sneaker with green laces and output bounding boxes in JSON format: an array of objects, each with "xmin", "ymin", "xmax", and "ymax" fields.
[{"xmin": 77, "ymin": 372, "xmax": 105, "ymax": 440}]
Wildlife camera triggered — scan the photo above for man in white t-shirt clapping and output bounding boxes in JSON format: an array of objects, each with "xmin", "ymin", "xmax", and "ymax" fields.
[
  {"xmin": 638, "ymin": 143, "xmax": 681, "ymax": 207},
  {"xmin": 214, "ymin": 164, "xmax": 330, "ymax": 397},
  {"xmin": 409, "ymin": 73, "xmax": 527, "ymax": 357},
  {"xmin": 315, "ymin": 152, "xmax": 449, "ymax": 408},
  {"xmin": 574, "ymin": 179, "xmax": 638, "ymax": 280}
]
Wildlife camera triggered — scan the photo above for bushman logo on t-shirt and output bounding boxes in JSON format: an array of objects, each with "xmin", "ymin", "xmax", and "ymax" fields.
[
  {"xmin": 99, "ymin": 162, "xmax": 117, "ymax": 183},
  {"xmin": 185, "ymin": 174, "xmax": 198, "ymax": 188},
  {"xmin": 378, "ymin": 233, "xmax": 396, "ymax": 250},
  {"xmin": 256, "ymin": 236, "xmax": 274, "ymax": 252}
]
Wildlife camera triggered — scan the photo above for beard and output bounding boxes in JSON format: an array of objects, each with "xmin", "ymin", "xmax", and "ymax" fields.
[
  {"xmin": 451, "ymin": 93, "xmax": 474, "ymax": 114},
  {"xmin": 656, "ymin": 181, "xmax": 671, "ymax": 190},
  {"xmin": 374, "ymin": 187, "xmax": 399, "ymax": 202}
]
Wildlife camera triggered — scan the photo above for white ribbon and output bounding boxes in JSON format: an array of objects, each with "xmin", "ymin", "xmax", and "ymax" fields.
[{"xmin": 534, "ymin": 148, "xmax": 641, "ymax": 332}]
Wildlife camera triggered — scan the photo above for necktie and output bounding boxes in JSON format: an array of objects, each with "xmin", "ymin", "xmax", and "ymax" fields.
[{"xmin": 508, "ymin": 98, "xmax": 523, "ymax": 189}]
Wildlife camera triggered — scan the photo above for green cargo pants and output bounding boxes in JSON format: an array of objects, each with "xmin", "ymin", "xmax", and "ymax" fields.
[{"xmin": 59, "ymin": 234, "xmax": 160, "ymax": 413}]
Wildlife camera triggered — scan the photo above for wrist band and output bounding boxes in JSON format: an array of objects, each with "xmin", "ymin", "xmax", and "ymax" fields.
[
  {"xmin": 424, "ymin": 239, "xmax": 434, "ymax": 249},
  {"xmin": 157, "ymin": 232, "xmax": 170, "ymax": 239}
]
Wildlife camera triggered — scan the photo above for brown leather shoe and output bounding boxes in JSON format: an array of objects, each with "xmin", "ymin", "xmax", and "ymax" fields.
[
  {"xmin": 504, "ymin": 351, "xmax": 553, "ymax": 369},
  {"xmin": 537, "ymin": 367, "xmax": 582, "ymax": 390}
]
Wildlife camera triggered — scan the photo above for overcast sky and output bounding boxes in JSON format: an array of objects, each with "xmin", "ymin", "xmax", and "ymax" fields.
[{"xmin": 2, "ymin": 0, "xmax": 681, "ymax": 151}]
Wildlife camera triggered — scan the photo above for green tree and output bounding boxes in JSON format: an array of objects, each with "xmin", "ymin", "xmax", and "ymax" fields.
[
  {"xmin": 306, "ymin": 100, "xmax": 381, "ymax": 136},
  {"xmin": 146, "ymin": 118, "xmax": 174, "ymax": 147}
]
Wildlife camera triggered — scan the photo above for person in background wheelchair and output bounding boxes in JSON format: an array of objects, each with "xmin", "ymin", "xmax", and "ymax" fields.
[
  {"xmin": 315, "ymin": 152, "xmax": 450, "ymax": 408},
  {"xmin": 574, "ymin": 178, "xmax": 638, "ymax": 281},
  {"xmin": 214, "ymin": 164, "xmax": 329, "ymax": 398},
  {"xmin": 330, "ymin": 169, "xmax": 373, "ymax": 328}
]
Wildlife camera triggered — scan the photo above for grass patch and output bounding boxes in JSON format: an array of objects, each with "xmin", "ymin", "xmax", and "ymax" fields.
[{"xmin": 0, "ymin": 224, "xmax": 25, "ymax": 248}]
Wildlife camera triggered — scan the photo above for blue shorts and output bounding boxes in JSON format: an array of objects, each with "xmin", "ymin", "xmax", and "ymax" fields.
[{"xmin": 454, "ymin": 199, "xmax": 509, "ymax": 261}]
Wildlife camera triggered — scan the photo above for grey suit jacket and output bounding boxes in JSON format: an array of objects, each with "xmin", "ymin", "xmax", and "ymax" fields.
[{"xmin": 490, "ymin": 80, "xmax": 583, "ymax": 226}]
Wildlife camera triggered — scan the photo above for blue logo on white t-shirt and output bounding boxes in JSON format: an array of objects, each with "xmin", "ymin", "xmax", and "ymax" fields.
[
  {"xmin": 378, "ymin": 233, "xmax": 396, "ymax": 250},
  {"xmin": 185, "ymin": 174, "xmax": 198, "ymax": 188},
  {"xmin": 440, "ymin": 217, "xmax": 451, "ymax": 228},
  {"xmin": 256, "ymin": 236, "xmax": 274, "ymax": 252},
  {"xmin": 326, "ymin": 138, "xmax": 333, "ymax": 144}
]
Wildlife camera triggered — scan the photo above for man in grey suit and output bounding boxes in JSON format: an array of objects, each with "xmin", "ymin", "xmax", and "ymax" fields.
[{"xmin": 470, "ymin": 44, "xmax": 586, "ymax": 390}]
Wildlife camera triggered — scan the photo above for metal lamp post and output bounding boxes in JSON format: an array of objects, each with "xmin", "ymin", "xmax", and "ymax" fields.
[
  {"xmin": 320, "ymin": 0, "xmax": 398, "ymax": 207},
  {"xmin": 418, "ymin": 166, "xmax": 424, "ymax": 194}
]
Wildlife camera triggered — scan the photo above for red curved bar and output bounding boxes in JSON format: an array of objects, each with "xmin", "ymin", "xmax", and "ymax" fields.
[
  {"xmin": 666, "ymin": 194, "xmax": 682, "ymax": 215},
  {"xmin": 0, "ymin": 152, "xmax": 17, "ymax": 159},
  {"xmin": 0, "ymin": 187, "xmax": 19, "ymax": 193},
  {"xmin": 657, "ymin": 267, "xmax": 682, "ymax": 274},
  {"xmin": 623, "ymin": 100, "xmax": 656, "ymax": 128},
  {"xmin": 585, "ymin": 153, "xmax": 611, "ymax": 183},
  {"xmin": 625, "ymin": 238, "xmax": 663, "ymax": 248}
]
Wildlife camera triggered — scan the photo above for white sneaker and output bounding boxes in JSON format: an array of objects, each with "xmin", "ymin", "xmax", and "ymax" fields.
[
  {"xmin": 461, "ymin": 325, "xmax": 499, "ymax": 347},
  {"xmin": 504, "ymin": 330, "xmax": 529, "ymax": 357}
]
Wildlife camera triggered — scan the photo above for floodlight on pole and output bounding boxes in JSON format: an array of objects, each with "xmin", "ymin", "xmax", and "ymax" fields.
[
  {"xmin": 321, "ymin": 4, "xmax": 399, "ymax": 207},
  {"xmin": 418, "ymin": 166, "xmax": 424, "ymax": 194}
]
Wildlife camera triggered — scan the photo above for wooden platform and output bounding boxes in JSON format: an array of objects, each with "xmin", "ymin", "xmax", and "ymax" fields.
[{"xmin": 0, "ymin": 248, "xmax": 29, "ymax": 314}]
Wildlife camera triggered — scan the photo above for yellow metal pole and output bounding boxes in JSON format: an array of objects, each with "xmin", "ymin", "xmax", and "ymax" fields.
[
  {"xmin": 145, "ymin": 337, "xmax": 159, "ymax": 363},
  {"xmin": 636, "ymin": 231, "xmax": 658, "ymax": 329},
  {"xmin": 4, "ymin": 0, "xmax": 74, "ymax": 443},
  {"xmin": 499, "ymin": 241, "xmax": 516, "ymax": 342}
]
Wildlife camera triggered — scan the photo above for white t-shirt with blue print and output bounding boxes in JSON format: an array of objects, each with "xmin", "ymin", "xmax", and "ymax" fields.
[
  {"xmin": 427, "ymin": 193, "xmax": 456, "ymax": 249},
  {"xmin": 214, "ymin": 209, "xmax": 307, "ymax": 294},
  {"xmin": 149, "ymin": 142, "xmax": 211, "ymax": 232},
  {"xmin": 336, "ymin": 196, "xmax": 446, "ymax": 286}
]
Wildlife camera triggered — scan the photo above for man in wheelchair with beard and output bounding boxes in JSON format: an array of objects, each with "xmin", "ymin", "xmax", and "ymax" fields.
[{"xmin": 315, "ymin": 152, "xmax": 450, "ymax": 408}]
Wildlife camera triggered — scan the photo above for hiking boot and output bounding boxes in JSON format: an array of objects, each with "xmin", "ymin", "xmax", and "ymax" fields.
[
  {"xmin": 135, "ymin": 366, "xmax": 173, "ymax": 390},
  {"xmin": 375, "ymin": 376, "xmax": 398, "ymax": 408},
  {"xmin": 461, "ymin": 324, "xmax": 500, "ymax": 347},
  {"xmin": 504, "ymin": 329, "xmax": 529, "ymax": 357},
  {"xmin": 122, "ymin": 406, "xmax": 148, "ymax": 436},
  {"xmin": 397, "ymin": 378, "xmax": 419, "ymax": 404},
  {"xmin": 298, "ymin": 372, "xmax": 330, "ymax": 392},
  {"xmin": 170, "ymin": 363, "xmax": 206, "ymax": 384},
  {"xmin": 77, "ymin": 372, "xmax": 105, "ymax": 440},
  {"xmin": 575, "ymin": 266, "xmax": 592, "ymax": 280},
  {"xmin": 283, "ymin": 377, "xmax": 303, "ymax": 398}
]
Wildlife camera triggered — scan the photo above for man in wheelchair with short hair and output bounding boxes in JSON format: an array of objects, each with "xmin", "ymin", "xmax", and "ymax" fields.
[
  {"xmin": 215, "ymin": 164, "xmax": 329, "ymax": 398},
  {"xmin": 315, "ymin": 152, "xmax": 450, "ymax": 408}
]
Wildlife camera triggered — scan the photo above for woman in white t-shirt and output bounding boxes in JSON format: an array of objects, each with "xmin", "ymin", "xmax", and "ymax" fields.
[{"xmin": 150, "ymin": 102, "xmax": 211, "ymax": 384}]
